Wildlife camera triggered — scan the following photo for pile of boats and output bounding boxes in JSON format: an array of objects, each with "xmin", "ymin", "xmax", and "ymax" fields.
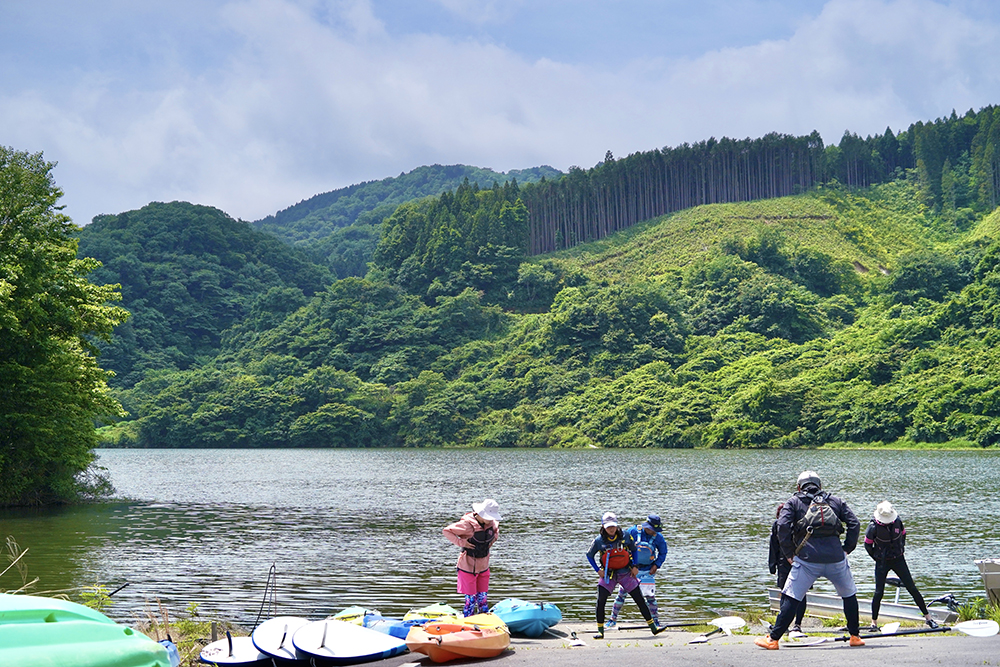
[{"xmin": 200, "ymin": 598, "xmax": 563, "ymax": 666}]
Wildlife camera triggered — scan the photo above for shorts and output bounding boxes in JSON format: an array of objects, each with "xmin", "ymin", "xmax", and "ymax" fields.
[
  {"xmin": 782, "ymin": 557, "xmax": 857, "ymax": 601},
  {"xmin": 599, "ymin": 568, "xmax": 639, "ymax": 594},
  {"xmin": 457, "ymin": 568, "xmax": 490, "ymax": 595}
]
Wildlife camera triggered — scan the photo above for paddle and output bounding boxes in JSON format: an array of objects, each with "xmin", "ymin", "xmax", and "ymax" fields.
[
  {"xmin": 688, "ymin": 617, "xmax": 746, "ymax": 643},
  {"xmin": 622, "ymin": 615, "xmax": 745, "ymax": 632},
  {"xmin": 784, "ymin": 619, "xmax": 999, "ymax": 647}
]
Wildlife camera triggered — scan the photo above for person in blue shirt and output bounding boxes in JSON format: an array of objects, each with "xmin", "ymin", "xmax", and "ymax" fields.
[{"xmin": 605, "ymin": 514, "xmax": 668, "ymax": 628}]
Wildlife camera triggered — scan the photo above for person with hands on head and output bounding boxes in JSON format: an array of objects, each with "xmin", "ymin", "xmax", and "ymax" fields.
[
  {"xmin": 586, "ymin": 511, "xmax": 663, "ymax": 639},
  {"xmin": 443, "ymin": 498, "xmax": 501, "ymax": 617},
  {"xmin": 755, "ymin": 471, "xmax": 864, "ymax": 650}
]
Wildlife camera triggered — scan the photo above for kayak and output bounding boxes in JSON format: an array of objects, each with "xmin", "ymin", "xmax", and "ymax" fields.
[
  {"xmin": 0, "ymin": 592, "xmax": 171, "ymax": 667},
  {"xmin": 491, "ymin": 598, "xmax": 562, "ymax": 637},
  {"xmin": 360, "ymin": 615, "xmax": 427, "ymax": 639},
  {"xmin": 405, "ymin": 621, "xmax": 510, "ymax": 663},
  {"xmin": 332, "ymin": 607, "xmax": 380, "ymax": 625},
  {"xmin": 199, "ymin": 633, "xmax": 272, "ymax": 666},
  {"xmin": 402, "ymin": 603, "xmax": 462, "ymax": 621},
  {"xmin": 292, "ymin": 619, "xmax": 408, "ymax": 665},
  {"xmin": 250, "ymin": 615, "xmax": 310, "ymax": 664}
]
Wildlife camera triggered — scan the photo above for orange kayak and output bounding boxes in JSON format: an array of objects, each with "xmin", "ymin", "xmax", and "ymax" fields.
[{"xmin": 405, "ymin": 622, "xmax": 510, "ymax": 663}]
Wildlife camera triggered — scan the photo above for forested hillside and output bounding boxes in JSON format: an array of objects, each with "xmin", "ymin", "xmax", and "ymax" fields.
[
  {"xmin": 76, "ymin": 202, "xmax": 330, "ymax": 388},
  {"xmin": 253, "ymin": 164, "xmax": 561, "ymax": 279},
  {"xmin": 98, "ymin": 171, "xmax": 1000, "ymax": 450}
]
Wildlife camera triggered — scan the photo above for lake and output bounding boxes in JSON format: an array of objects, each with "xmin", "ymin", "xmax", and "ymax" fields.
[{"xmin": 1, "ymin": 448, "xmax": 997, "ymax": 627}]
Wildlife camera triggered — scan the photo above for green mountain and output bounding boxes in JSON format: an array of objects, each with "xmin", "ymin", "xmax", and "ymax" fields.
[
  {"xmin": 252, "ymin": 164, "xmax": 561, "ymax": 279},
  {"xmin": 96, "ymin": 175, "xmax": 1000, "ymax": 450},
  {"xmin": 76, "ymin": 201, "xmax": 331, "ymax": 388}
]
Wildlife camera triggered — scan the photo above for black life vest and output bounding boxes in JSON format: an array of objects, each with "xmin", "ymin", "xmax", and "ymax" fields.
[
  {"xmin": 871, "ymin": 519, "xmax": 904, "ymax": 560},
  {"xmin": 464, "ymin": 525, "xmax": 495, "ymax": 558}
]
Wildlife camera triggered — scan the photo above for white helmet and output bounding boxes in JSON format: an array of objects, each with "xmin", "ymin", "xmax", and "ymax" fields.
[{"xmin": 797, "ymin": 470, "xmax": 821, "ymax": 491}]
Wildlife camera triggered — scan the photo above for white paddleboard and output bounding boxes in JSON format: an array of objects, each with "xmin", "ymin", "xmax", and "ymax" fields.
[
  {"xmin": 251, "ymin": 616, "xmax": 311, "ymax": 662},
  {"xmin": 199, "ymin": 634, "xmax": 272, "ymax": 666},
  {"xmin": 293, "ymin": 619, "xmax": 408, "ymax": 665}
]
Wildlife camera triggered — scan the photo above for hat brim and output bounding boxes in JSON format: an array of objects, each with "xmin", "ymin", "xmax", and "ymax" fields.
[
  {"xmin": 472, "ymin": 503, "xmax": 502, "ymax": 522},
  {"xmin": 874, "ymin": 510, "xmax": 897, "ymax": 524}
]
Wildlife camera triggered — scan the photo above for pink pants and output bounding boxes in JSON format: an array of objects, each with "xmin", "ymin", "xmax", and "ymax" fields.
[{"xmin": 457, "ymin": 568, "xmax": 490, "ymax": 595}]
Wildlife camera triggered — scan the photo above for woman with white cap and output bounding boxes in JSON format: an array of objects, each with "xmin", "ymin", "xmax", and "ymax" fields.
[
  {"xmin": 864, "ymin": 500, "xmax": 938, "ymax": 630},
  {"xmin": 585, "ymin": 511, "xmax": 663, "ymax": 639},
  {"xmin": 443, "ymin": 498, "xmax": 501, "ymax": 617}
]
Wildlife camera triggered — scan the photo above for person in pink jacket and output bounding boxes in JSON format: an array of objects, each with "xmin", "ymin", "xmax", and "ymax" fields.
[{"xmin": 443, "ymin": 498, "xmax": 501, "ymax": 617}]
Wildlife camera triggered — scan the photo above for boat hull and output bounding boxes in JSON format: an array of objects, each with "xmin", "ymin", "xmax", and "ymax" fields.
[
  {"xmin": 491, "ymin": 598, "xmax": 562, "ymax": 638},
  {"xmin": 405, "ymin": 622, "xmax": 510, "ymax": 663},
  {"xmin": 767, "ymin": 588, "xmax": 958, "ymax": 624},
  {"xmin": 975, "ymin": 559, "xmax": 1000, "ymax": 605},
  {"xmin": 0, "ymin": 593, "xmax": 170, "ymax": 667},
  {"xmin": 292, "ymin": 619, "xmax": 408, "ymax": 666}
]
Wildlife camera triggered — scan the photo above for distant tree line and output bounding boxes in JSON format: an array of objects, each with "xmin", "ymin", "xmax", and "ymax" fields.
[{"xmin": 521, "ymin": 106, "xmax": 1000, "ymax": 253}]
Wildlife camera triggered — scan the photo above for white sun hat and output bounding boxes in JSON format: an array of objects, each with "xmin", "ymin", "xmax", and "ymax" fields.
[
  {"xmin": 874, "ymin": 500, "xmax": 898, "ymax": 524},
  {"xmin": 472, "ymin": 498, "xmax": 502, "ymax": 522}
]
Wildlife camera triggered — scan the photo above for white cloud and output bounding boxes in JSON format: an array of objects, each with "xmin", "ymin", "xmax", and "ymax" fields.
[{"xmin": 2, "ymin": 0, "xmax": 999, "ymax": 226}]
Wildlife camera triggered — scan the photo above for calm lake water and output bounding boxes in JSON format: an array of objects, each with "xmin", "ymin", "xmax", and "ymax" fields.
[{"xmin": 1, "ymin": 448, "xmax": 998, "ymax": 626}]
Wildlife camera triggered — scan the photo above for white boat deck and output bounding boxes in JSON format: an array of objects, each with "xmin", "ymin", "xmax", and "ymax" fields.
[
  {"xmin": 975, "ymin": 559, "xmax": 1000, "ymax": 605},
  {"xmin": 767, "ymin": 587, "xmax": 958, "ymax": 624}
]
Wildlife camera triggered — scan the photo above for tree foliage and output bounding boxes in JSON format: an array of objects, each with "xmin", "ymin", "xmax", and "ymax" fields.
[{"xmin": 0, "ymin": 147, "xmax": 128, "ymax": 505}]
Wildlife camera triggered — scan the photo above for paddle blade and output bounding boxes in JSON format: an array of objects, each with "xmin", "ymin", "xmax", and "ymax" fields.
[
  {"xmin": 709, "ymin": 616, "xmax": 746, "ymax": 631},
  {"xmin": 954, "ymin": 619, "xmax": 999, "ymax": 637},
  {"xmin": 881, "ymin": 622, "xmax": 900, "ymax": 634}
]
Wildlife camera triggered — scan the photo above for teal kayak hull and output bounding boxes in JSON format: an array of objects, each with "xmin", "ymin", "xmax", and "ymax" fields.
[
  {"xmin": 490, "ymin": 598, "xmax": 562, "ymax": 638},
  {"xmin": 0, "ymin": 593, "xmax": 170, "ymax": 667}
]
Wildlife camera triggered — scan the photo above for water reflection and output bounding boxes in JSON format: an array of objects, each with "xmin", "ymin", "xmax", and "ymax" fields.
[{"xmin": 0, "ymin": 448, "xmax": 997, "ymax": 626}]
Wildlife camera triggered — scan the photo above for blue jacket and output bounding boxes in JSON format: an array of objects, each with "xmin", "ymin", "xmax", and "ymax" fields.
[
  {"xmin": 776, "ymin": 490, "xmax": 860, "ymax": 564},
  {"xmin": 626, "ymin": 525, "xmax": 667, "ymax": 570}
]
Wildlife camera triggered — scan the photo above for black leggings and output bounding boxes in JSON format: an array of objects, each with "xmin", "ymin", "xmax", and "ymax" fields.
[
  {"xmin": 597, "ymin": 585, "xmax": 652, "ymax": 624},
  {"xmin": 872, "ymin": 556, "xmax": 928, "ymax": 619}
]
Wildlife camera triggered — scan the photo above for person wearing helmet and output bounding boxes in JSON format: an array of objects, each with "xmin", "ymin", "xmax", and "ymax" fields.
[
  {"xmin": 864, "ymin": 500, "xmax": 939, "ymax": 630},
  {"xmin": 586, "ymin": 511, "xmax": 664, "ymax": 639},
  {"xmin": 606, "ymin": 514, "xmax": 668, "ymax": 629},
  {"xmin": 755, "ymin": 471, "xmax": 864, "ymax": 650}
]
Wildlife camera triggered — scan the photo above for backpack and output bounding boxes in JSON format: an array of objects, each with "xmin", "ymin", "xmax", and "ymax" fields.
[{"xmin": 795, "ymin": 492, "xmax": 844, "ymax": 540}]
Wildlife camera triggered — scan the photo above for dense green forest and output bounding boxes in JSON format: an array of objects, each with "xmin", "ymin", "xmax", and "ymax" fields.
[
  {"xmin": 94, "ymin": 140, "xmax": 1000, "ymax": 450},
  {"xmin": 519, "ymin": 106, "xmax": 1000, "ymax": 253},
  {"xmin": 253, "ymin": 164, "xmax": 561, "ymax": 279}
]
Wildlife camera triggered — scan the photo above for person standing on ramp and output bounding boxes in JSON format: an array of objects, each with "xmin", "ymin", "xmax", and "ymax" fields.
[{"xmin": 755, "ymin": 471, "xmax": 864, "ymax": 650}]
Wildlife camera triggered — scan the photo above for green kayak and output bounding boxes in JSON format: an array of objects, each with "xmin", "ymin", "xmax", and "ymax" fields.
[{"xmin": 0, "ymin": 593, "xmax": 170, "ymax": 667}]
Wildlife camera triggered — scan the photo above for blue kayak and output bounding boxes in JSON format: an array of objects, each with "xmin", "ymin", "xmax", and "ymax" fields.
[
  {"xmin": 361, "ymin": 615, "xmax": 427, "ymax": 640},
  {"xmin": 490, "ymin": 598, "xmax": 562, "ymax": 638}
]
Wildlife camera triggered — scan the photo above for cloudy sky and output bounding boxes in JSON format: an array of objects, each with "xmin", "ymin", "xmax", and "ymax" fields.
[{"xmin": 3, "ymin": 0, "xmax": 1000, "ymax": 226}]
